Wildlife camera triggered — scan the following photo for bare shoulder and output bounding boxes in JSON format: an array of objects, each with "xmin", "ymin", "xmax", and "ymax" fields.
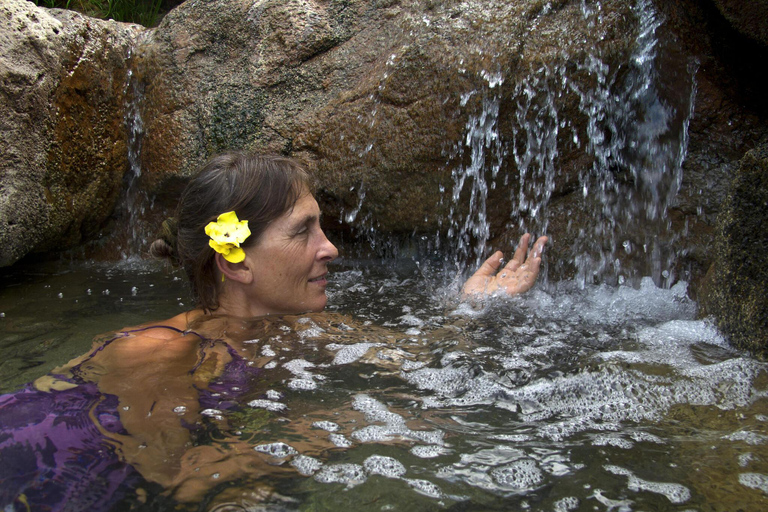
[{"xmin": 121, "ymin": 310, "xmax": 204, "ymax": 340}]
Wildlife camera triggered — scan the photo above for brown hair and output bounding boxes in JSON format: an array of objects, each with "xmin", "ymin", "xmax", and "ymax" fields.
[{"xmin": 151, "ymin": 151, "xmax": 312, "ymax": 311}]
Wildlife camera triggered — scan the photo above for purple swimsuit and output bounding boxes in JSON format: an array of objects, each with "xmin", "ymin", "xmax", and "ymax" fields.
[{"xmin": 0, "ymin": 326, "xmax": 259, "ymax": 511}]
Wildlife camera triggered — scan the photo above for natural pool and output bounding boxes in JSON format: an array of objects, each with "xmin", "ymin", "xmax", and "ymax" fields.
[{"xmin": 1, "ymin": 258, "xmax": 767, "ymax": 511}]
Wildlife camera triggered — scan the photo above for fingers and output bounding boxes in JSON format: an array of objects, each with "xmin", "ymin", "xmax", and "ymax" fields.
[
  {"xmin": 509, "ymin": 233, "xmax": 532, "ymax": 269},
  {"xmin": 530, "ymin": 235, "xmax": 548, "ymax": 259},
  {"xmin": 476, "ymin": 250, "xmax": 505, "ymax": 278}
]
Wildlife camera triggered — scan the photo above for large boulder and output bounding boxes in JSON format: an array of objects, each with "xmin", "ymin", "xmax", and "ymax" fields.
[
  {"xmin": 711, "ymin": 0, "xmax": 768, "ymax": 47},
  {"xmin": 699, "ymin": 144, "xmax": 768, "ymax": 358},
  {"xmin": 0, "ymin": 0, "xmax": 140, "ymax": 266},
  {"xmin": 134, "ymin": 0, "xmax": 645, "ymax": 261}
]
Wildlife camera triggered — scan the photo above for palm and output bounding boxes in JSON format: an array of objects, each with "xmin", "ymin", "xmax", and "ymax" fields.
[{"xmin": 462, "ymin": 234, "xmax": 548, "ymax": 298}]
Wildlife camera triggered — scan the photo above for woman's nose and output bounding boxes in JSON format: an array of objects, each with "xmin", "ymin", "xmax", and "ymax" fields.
[{"xmin": 318, "ymin": 230, "xmax": 339, "ymax": 262}]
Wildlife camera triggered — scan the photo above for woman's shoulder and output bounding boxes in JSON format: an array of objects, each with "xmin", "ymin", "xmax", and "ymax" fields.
[{"xmin": 120, "ymin": 310, "xmax": 205, "ymax": 340}]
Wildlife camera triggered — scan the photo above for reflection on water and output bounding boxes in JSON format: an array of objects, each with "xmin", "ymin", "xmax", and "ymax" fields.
[{"xmin": 0, "ymin": 259, "xmax": 767, "ymax": 511}]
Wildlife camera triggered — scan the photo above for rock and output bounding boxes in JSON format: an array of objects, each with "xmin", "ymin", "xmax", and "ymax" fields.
[
  {"xmin": 711, "ymin": 0, "xmax": 768, "ymax": 47},
  {"xmin": 0, "ymin": 0, "xmax": 140, "ymax": 266},
  {"xmin": 699, "ymin": 144, "xmax": 768, "ymax": 358}
]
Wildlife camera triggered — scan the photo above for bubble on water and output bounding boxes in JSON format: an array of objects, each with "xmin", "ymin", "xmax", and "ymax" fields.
[
  {"xmin": 410, "ymin": 445, "xmax": 449, "ymax": 458},
  {"xmin": 404, "ymin": 478, "xmax": 444, "ymax": 498},
  {"xmin": 490, "ymin": 459, "xmax": 544, "ymax": 491},
  {"xmin": 738, "ymin": 452, "xmax": 754, "ymax": 467},
  {"xmin": 629, "ymin": 432, "xmax": 665, "ymax": 444},
  {"xmin": 254, "ymin": 442, "xmax": 298, "ymax": 458},
  {"xmin": 284, "ymin": 359, "xmax": 323, "ymax": 390},
  {"xmin": 490, "ymin": 434, "xmax": 533, "ymax": 443},
  {"xmin": 261, "ymin": 345, "xmax": 275, "ymax": 356},
  {"xmin": 553, "ymin": 496, "xmax": 580, "ymax": 512},
  {"xmin": 243, "ymin": 338, "xmax": 259, "ymax": 345},
  {"xmin": 401, "ymin": 360, "xmax": 427, "ymax": 371},
  {"xmin": 291, "ymin": 454, "xmax": 322, "ymax": 476},
  {"xmin": 363, "ymin": 455, "xmax": 406, "ymax": 478},
  {"xmin": 172, "ymin": 406, "xmax": 187, "ymax": 414},
  {"xmin": 200, "ymin": 409, "xmax": 223, "ymax": 420},
  {"xmin": 738, "ymin": 472, "xmax": 768, "ymax": 493},
  {"xmin": 312, "ymin": 421, "xmax": 339, "ymax": 432},
  {"xmin": 593, "ymin": 435, "xmax": 634, "ymax": 449},
  {"xmin": 604, "ymin": 465, "xmax": 690, "ymax": 504},
  {"xmin": 264, "ymin": 361, "xmax": 277, "ymax": 369},
  {"xmin": 329, "ymin": 433, "xmax": 353, "ymax": 448},
  {"xmin": 314, "ymin": 464, "xmax": 367, "ymax": 488},
  {"xmin": 288, "ymin": 378, "xmax": 318, "ymax": 391},
  {"xmin": 131, "ymin": 286, "xmax": 138, "ymax": 296},
  {"xmin": 298, "ymin": 319, "xmax": 326, "ymax": 339},
  {"xmin": 723, "ymin": 431, "xmax": 768, "ymax": 446},
  {"xmin": 57, "ymin": 293, "xmax": 63, "ymax": 298},
  {"xmin": 247, "ymin": 399, "xmax": 287, "ymax": 412},
  {"xmin": 327, "ymin": 342, "xmax": 383, "ymax": 365},
  {"xmin": 265, "ymin": 390, "xmax": 282, "ymax": 401},
  {"xmin": 351, "ymin": 395, "xmax": 444, "ymax": 445}
]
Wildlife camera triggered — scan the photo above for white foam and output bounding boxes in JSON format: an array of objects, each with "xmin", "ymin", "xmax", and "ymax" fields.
[
  {"xmin": 410, "ymin": 445, "xmax": 449, "ymax": 458},
  {"xmin": 605, "ymin": 465, "xmax": 690, "ymax": 504},
  {"xmin": 329, "ymin": 433, "xmax": 353, "ymax": 448},
  {"xmin": 404, "ymin": 478, "xmax": 444, "ymax": 498},
  {"xmin": 363, "ymin": 455, "xmax": 407, "ymax": 478},
  {"xmin": 738, "ymin": 472, "xmax": 768, "ymax": 493},
  {"xmin": 314, "ymin": 464, "xmax": 367, "ymax": 488},
  {"xmin": 311, "ymin": 420, "xmax": 339, "ymax": 432},
  {"xmin": 593, "ymin": 435, "xmax": 634, "ymax": 449},
  {"xmin": 247, "ymin": 399, "xmax": 287, "ymax": 412},
  {"xmin": 553, "ymin": 496, "xmax": 580, "ymax": 511},
  {"xmin": 350, "ymin": 394, "xmax": 445, "ymax": 445},
  {"xmin": 490, "ymin": 459, "xmax": 545, "ymax": 490},
  {"xmin": 291, "ymin": 454, "xmax": 322, "ymax": 476},
  {"xmin": 328, "ymin": 342, "xmax": 383, "ymax": 365}
]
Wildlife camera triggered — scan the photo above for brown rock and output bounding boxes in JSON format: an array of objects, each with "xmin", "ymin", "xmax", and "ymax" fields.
[{"xmin": 0, "ymin": 0, "xmax": 140, "ymax": 265}]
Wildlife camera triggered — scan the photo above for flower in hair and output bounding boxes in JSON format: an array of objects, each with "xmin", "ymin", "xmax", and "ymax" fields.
[{"xmin": 205, "ymin": 211, "xmax": 251, "ymax": 263}]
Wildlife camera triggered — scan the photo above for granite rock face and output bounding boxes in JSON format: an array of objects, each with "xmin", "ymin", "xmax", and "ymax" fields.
[
  {"xmin": 0, "ymin": 0, "xmax": 140, "ymax": 266},
  {"xmin": 0, "ymin": 0, "xmax": 766, "ymax": 304},
  {"xmin": 699, "ymin": 144, "xmax": 768, "ymax": 358}
]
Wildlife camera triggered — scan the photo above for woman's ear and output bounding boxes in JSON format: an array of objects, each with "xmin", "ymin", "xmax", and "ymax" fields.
[{"xmin": 214, "ymin": 253, "xmax": 254, "ymax": 284}]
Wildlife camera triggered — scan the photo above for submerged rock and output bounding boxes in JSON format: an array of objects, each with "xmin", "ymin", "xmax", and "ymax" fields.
[{"xmin": 700, "ymin": 144, "xmax": 768, "ymax": 358}]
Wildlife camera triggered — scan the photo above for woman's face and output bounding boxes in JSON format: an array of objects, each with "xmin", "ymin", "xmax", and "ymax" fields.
[{"xmin": 241, "ymin": 190, "xmax": 338, "ymax": 316}]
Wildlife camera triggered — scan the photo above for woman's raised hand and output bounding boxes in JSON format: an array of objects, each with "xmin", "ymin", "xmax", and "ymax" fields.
[{"xmin": 462, "ymin": 234, "xmax": 548, "ymax": 298}]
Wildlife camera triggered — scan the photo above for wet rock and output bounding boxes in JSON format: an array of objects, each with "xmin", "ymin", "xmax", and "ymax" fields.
[
  {"xmin": 133, "ymin": 0, "xmax": 641, "ymax": 236},
  {"xmin": 0, "ymin": 0, "xmax": 140, "ymax": 266},
  {"xmin": 699, "ymin": 144, "xmax": 768, "ymax": 358},
  {"xmin": 711, "ymin": 0, "xmax": 768, "ymax": 47}
]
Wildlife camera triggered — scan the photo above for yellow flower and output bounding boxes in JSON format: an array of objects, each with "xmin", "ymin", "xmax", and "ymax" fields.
[{"xmin": 205, "ymin": 211, "xmax": 251, "ymax": 263}]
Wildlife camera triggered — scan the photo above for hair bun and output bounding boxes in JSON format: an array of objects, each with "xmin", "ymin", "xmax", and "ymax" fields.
[{"xmin": 150, "ymin": 217, "xmax": 179, "ymax": 263}]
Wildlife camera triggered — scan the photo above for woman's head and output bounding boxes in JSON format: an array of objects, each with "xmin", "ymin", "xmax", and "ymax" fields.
[{"xmin": 154, "ymin": 151, "xmax": 321, "ymax": 311}]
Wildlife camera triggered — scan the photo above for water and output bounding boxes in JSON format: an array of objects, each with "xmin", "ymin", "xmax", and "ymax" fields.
[{"xmin": 1, "ymin": 259, "xmax": 766, "ymax": 511}]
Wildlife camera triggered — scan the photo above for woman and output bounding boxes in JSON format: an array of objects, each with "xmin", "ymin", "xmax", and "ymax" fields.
[{"xmin": 0, "ymin": 151, "xmax": 547, "ymax": 510}]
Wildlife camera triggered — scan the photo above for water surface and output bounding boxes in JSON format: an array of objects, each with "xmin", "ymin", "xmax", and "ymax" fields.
[{"xmin": 0, "ymin": 259, "xmax": 766, "ymax": 511}]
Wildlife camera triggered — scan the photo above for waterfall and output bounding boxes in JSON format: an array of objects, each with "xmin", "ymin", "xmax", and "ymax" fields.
[
  {"xmin": 445, "ymin": 0, "xmax": 697, "ymax": 287},
  {"xmin": 448, "ymin": 68, "xmax": 504, "ymax": 270},
  {"xmin": 117, "ymin": 47, "xmax": 149, "ymax": 259}
]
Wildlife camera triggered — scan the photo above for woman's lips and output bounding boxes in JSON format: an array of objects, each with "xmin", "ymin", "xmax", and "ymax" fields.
[{"xmin": 308, "ymin": 273, "xmax": 327, "ymax": 284}]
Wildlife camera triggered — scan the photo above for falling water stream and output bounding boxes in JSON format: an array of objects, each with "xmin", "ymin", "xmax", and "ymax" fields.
[{"xmin": 0, "ymin": 0, "xmax": 766, "ymax": 511}]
